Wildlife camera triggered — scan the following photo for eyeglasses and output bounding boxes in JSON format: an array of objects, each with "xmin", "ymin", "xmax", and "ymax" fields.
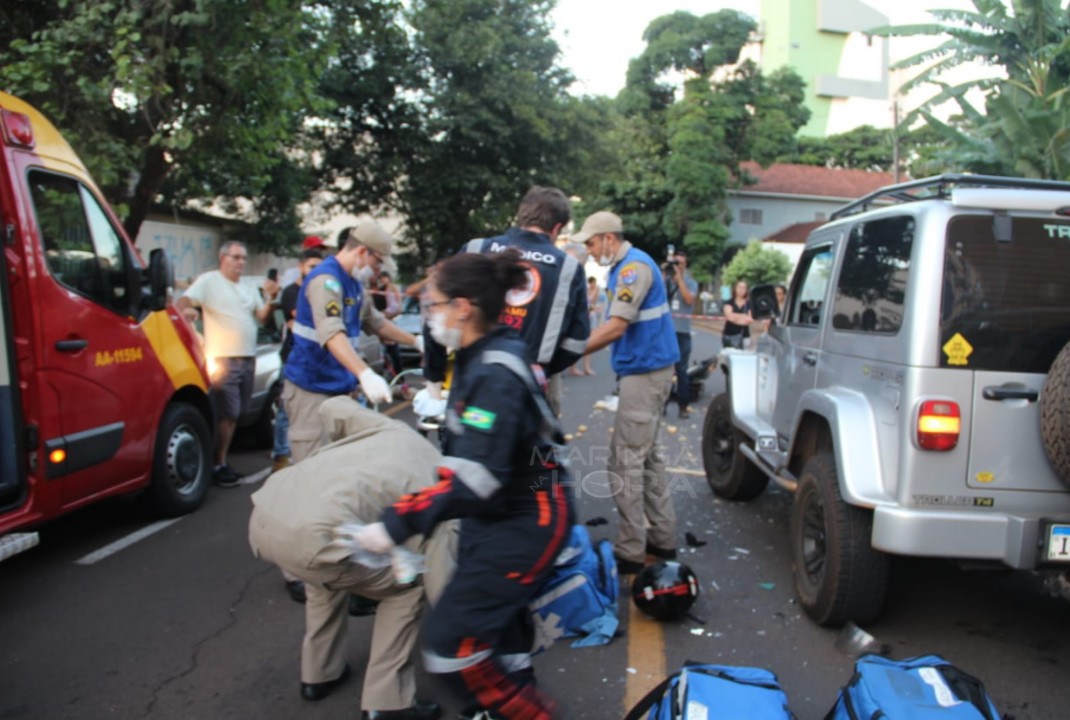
[
  {"xmin": 225, "ymin": 253, "xmax": 247, "ymax": 260},
  {"xmin": 421, "ymin": 300, "xmax": 452, "ymax": 312}
]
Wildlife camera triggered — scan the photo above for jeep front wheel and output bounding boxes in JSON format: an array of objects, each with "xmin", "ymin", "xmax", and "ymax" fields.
[
  {"xmin": 790, "ymin": 452, "xmax": 889, "ymax": 626},
  {"xmin": 701, "ymin": 393, "xmax": 769, "ymax": 500}
]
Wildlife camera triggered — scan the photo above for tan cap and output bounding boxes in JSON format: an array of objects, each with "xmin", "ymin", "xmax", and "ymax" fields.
[
  {"xmin": 571, "ymin": 211, "xmax": 623, "ymax": 244},
  {"xmin": 352, "ymin": 220, "xmax": 394, "ymax": 257}
]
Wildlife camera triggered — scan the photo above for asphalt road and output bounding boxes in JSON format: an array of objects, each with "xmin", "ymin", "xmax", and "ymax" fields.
[{"xmin": 2, "ymin": 326, "xmax": 1069, "ymax": 719}]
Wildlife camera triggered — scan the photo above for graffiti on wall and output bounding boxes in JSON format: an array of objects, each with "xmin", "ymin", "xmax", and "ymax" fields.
[{"xmin": 136, "ymin": 221, "xmax": 221, "ymax": 283}]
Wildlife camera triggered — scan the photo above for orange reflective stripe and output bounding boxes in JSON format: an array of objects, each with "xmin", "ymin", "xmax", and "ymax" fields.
[{"xmin": 536, "ymin": 491, "xmax": 551, "ymax": 527}]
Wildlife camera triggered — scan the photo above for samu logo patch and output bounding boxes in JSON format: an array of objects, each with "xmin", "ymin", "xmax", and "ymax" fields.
[{"xmin": 461, "ymin": 406, "xmax": 497, "ymax": 431}]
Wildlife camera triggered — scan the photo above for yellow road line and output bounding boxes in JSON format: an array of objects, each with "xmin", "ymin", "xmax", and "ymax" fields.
[
  {"xmin": 624, "ymin": 579, "xmax": 667, "ymax": 712},
  {"xmin": 666, "ymin": 466, "xmax": 706, "ymax": 477},
  {"xmin": 383, "ymin": 399, "xmax": 412, "ymax": 417}
]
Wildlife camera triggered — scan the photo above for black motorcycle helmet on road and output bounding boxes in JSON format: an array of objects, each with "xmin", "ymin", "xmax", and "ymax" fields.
[{"xmin": 631, "ymin": 560, "xmax": 700, "ymax": 621}]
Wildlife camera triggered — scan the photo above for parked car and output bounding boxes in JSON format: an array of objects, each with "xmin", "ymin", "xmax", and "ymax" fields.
[
  {"xmin": 392, "ymin": 296, "xmax": 424, "ymax": 364},
  {"xmin": 703, "ymin": 174, "xmax": 1070, "ymax": 627}
]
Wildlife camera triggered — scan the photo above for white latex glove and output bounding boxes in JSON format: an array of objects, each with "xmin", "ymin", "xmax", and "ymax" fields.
[
  {"xmin": 413, "ymin": 334, "xmax": 425, "ymax": 355},
  {"xmin": 358, "ymin": 367, "xmax": 392, "ymax": 405},
  {"xmin": 355, "ymin": 522, "xmax": 395, "ymax": 554},
  {"xmin": 412, "ymin": 387, "xmax": 447, "ymax": 418},
  {"xmin": 426, "ymin": 380, "xmax": 443, "ymax": 401}
]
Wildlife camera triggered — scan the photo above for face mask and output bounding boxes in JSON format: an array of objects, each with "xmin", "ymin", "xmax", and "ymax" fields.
[
  {"xmin": 353, "ymin": 264, "xmax": 375, "ymax": 284},
  {"xmin": 429, "ymin": 310, "xmax": 462, "ymax": 350},
  {"xmin": 595, "ymin": 238, "xmax": 615, "ymax": 266}
]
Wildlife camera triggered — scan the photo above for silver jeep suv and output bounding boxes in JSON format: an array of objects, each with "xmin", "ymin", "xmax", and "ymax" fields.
[{"xmin": 703, "ymin": 174, "xmax": 1070, "ymax": 626}]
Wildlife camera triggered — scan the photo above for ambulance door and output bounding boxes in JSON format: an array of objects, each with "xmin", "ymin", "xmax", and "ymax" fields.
[
  {"xmin": 28, "ymin": 170, "xmax": 156, "ymax": 504},
  {"xmin": 0, "ymin": 240, "xmax": 24, "ymax": 511}
]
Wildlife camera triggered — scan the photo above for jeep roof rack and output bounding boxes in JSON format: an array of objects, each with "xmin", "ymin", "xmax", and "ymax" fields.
[{"xmin": 829, "ymin": 173, "xmax": 1070, "ymax": 221}]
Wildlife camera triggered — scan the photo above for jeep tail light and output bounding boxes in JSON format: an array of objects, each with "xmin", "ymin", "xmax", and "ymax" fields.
[
  {"xmin": 1, "ymin": 110, "xmax": 35, "ymax": 149},
  {"xmin": 917, "ymin": 400, "xmax": 961, "ymax": 451}
]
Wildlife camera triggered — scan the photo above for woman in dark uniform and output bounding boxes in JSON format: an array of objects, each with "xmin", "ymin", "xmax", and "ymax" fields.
[
  {"xmin": 722, "ymin": 279, "xmax": 754, "ymax": 349},
  {"xmin": 357, "ymin": 249, "xmax": 573, "ymax": 720}
]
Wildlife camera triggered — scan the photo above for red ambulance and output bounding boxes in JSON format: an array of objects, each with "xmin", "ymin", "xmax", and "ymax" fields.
[{"xmin": 0, "ymin": 92, "xmax": 214, "ymax": 561}]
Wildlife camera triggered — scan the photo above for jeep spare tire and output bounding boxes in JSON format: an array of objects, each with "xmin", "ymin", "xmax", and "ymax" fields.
[{"xmin": 1041, "ymin": 340, "xmax": 1070, "ymax": 487}]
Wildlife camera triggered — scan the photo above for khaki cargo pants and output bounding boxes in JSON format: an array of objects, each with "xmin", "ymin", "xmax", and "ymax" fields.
[
  {"xmin": 281, "ymin": 380, "xmax": 335, "ymax": 462},
  {"xmin": 609, "ymin": 365, "xmax": 677, "ymax": 564}
]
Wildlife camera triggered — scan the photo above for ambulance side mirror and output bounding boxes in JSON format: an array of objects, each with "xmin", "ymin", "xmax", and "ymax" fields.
[{"xmin": 144, "ymin": 248, "xmax": 174, "ymax": 312}]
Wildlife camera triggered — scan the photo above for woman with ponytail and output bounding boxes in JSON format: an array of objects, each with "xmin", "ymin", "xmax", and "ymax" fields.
[{"xmin": 356, "ymin": 249, "xmax": 573, "ymax": 720}]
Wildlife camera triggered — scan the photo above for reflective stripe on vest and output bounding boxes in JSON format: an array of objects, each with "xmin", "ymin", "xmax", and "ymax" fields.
[
  {"xmin": 283, "ymin": 256, "xmax": 364, "ymax": 395},
  {"xmin": 607, "ymin": 247, "xmax": 679, "ymax": 376}
]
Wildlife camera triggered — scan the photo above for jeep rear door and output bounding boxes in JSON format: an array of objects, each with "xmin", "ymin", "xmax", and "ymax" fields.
[{"xmin": 941, "ymin": 216, "xmax": 1070, "ymax": 493}]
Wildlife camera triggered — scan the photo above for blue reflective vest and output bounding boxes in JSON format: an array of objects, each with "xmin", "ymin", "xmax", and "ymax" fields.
[
  {"xmin": 606, "ymin": 247, "xmax": 679, "ymax": 376},
  {"xmin": 283, "ymin": 256, "xmax": 364, "ymax": 395}
]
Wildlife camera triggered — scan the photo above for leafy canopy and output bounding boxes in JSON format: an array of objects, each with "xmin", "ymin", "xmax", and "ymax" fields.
[{"xmin": 721, "ymin": 240, "xmax": 793, "ymax": 288}]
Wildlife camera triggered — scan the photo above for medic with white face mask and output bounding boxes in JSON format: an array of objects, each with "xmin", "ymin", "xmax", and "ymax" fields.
[
  {"xmin": 576, "ymin": 211, "xmax": 680, "ymax": 576},
  {"xmin": 357, "ymin": 249, "xmax": 573, "ymax": 720},
  {"xmin": 283, "ymin": 221, "xmax": 425, "ymax": 463}
]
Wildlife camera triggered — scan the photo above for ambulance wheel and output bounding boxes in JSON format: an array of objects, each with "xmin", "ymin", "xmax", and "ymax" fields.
[
  {"xmin": 702, "ymin": 393, "xmax": 768, "ymax": 500},
  {"xmin": 149, "ymin": 403, "xmax": 211, "ymax": 516},
  {"xmin": 790, "ymin": 452, "xmax": 889, "ymax": 626},
  {"xmin": 1040, "ymin": 340, "xmax": 1070, "ymax": 487}
]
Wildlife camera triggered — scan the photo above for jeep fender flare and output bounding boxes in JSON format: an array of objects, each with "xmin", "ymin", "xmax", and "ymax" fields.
[
  {"xmin": 719, "ymin": 350, "xmax": 761, "ymax": 429},
  {"xmin": 789, "ymin": 388, "xmax": 892, "ymax": 507}
]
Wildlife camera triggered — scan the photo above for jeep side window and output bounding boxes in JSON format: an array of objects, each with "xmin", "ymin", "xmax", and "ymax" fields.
[
  {"xmin": 29, "ymin": 171, "xmax": 130, "ymax": 315},
  {"xmin": 788, "ymin": 247, "xmax": 833, "ymax": 327},
  {"xmin": 941, "ymin": 216, "xmax": 1070, "ymax": 373},
  {"xmin": 832, "ymin": 216, "xmax": 913, "ymax": 334}
]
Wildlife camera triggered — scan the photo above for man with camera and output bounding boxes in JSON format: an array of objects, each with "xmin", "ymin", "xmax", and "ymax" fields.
[{"xmin": 662, "ymin": 247, "xmax": 697, "ymax": 419}]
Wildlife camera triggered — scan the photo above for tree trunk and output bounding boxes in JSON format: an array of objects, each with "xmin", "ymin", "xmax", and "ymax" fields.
[{"xmin": 122, "ymin": 146, "xmax": 170, "ymax": 245}]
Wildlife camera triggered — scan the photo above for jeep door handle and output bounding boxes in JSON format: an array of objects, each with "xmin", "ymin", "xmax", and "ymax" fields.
[
  {"xmin": 802, "ymin": 352, "xmax": 818, "ymax": 367},
  {"xmin": 982, "ymin": 386, "xmax": 1038, "ymax": 402},
  {"xmin": 55, "ymin": 339, "xmax": 88, "ymax": 352}
]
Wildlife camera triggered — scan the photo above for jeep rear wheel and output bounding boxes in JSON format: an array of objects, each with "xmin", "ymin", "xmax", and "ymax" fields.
[
  {"xmin": 701, "ymin": 393, "xmax": 769, "ymax": 500},
  {"xmin": 790, "ymin": 452, "xmax": 889, "ymax": 626},
  {"xmin": 1041, "ymin": 340, "xmax": 1070, "ymax": 487}
]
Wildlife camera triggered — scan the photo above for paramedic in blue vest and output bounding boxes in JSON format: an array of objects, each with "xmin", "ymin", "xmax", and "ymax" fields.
[
  {"xmin": 423, "ymin": 186, "xmax": 589, "ymax": 417},
  {"xmin": 355, "ymin": 249, "xmax": 574, "ymax": 720},
  {"xmin": 283, "ymin": 221, "xmax": 424, "ymax": 463},
  {"xmin": 576, "ymin": 211, "xmax": 680, "ymax": 575}
]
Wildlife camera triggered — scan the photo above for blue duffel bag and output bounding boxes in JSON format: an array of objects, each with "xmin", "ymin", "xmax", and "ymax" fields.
[
  {"xmin": 825, "ymin": 654, "xmax": 1001, "ymax": 720},
  {"xmin": 624, "ymin": 663, "xmax": 796, "ymax": 720}
]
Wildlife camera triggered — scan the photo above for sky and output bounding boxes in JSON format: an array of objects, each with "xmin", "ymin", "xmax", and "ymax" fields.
[
  {"xmin": 550, "ymin": 0, "xmax": 756, "ymax": 97},
  {"xmin": 549, "ymin": 0, "xmax": 966, "ymax": 99}
]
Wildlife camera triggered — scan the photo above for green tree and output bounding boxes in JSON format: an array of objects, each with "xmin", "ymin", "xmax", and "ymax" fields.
[
  {"xmin": 874, "ymin": 0, "xmax": 1070, "ymax": 179},
  {"xmin": 877, "ymin": 0, "xmax": 1070, "ymax": 105},
  {"xmin": 720, "ymin": 240, "xmax": 792, "ymax": 288},
  {"xmin": 594, "ymin": 10, "xmax": 809, "ymax": 282},
  {"xmin": 396, "ymin": 0, "xmax": 613, "ymax": 263},
  {"xmin": 0, "ymin": 0, "xmax": 331, "ymax": 245}
]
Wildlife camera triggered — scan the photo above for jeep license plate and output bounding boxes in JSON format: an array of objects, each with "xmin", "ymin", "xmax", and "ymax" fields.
[{"xmin": 1046, "ymin": 524, "xmax": 1070, "ymax": 562}]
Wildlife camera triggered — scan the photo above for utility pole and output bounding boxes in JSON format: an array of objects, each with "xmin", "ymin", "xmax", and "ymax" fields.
[{"xmin": 891, "ymin": 100, "xmax": 901, "ymax": 183}]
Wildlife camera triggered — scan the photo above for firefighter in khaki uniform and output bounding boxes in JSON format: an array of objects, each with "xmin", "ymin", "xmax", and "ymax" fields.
[
  {"xmin": 283, "ymin": 221, "xmax": 423, "ymax": 463},
  {"xmin": 249, "ymin": 397, "xmax": 454, "ymax": 720},
  {"xmin": 576, "ymin": 211, "xmax": 680, "ymax": 575}
]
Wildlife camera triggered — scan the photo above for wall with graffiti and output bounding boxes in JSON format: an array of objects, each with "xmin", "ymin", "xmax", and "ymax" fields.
[{"xmin": 136, "ymin": 219, "xmax": 223, "ymax": 286}]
